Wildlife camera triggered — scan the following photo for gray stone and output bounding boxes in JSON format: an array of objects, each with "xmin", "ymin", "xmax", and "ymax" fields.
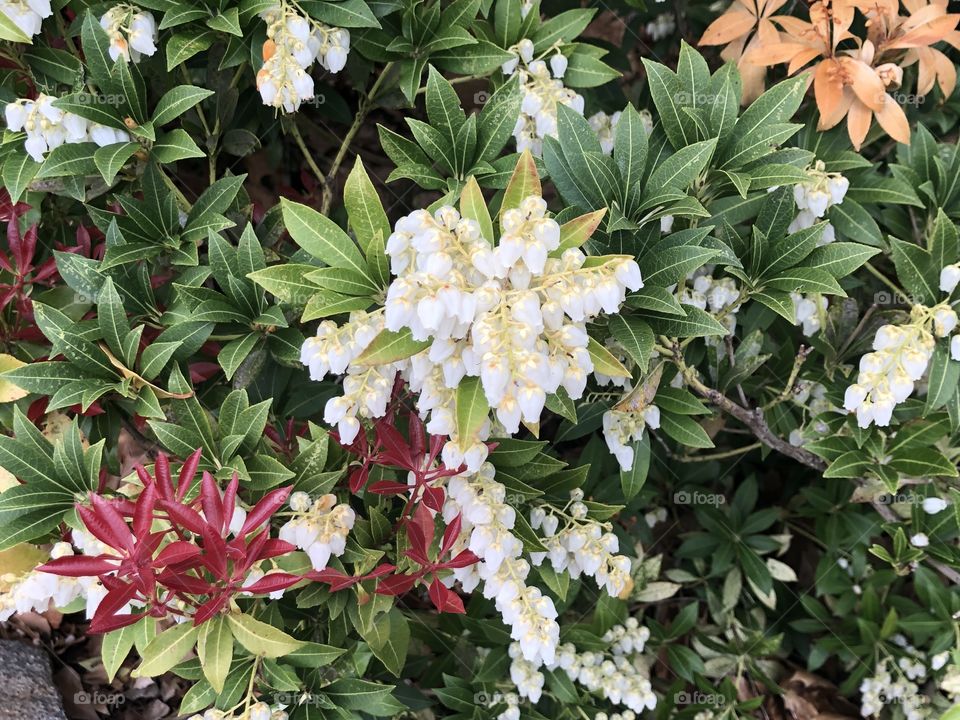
[{"xmin": 0, "ymin": 640, "xmax": 67, "ymax": 720}]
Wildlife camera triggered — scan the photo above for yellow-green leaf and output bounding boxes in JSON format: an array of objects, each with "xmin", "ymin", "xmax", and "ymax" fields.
[
  {"xmin": 500, "ymin": 150, "xmax": 541, "ymax": 227},
  {"xmin": 227, "ymin": 612, "xmax": 303, "ymax": 658},
  {"xmin": 459, "ymin": 176, "xmax": 494, "ymax": 243},
  {"xmin": 135, "ymin": 622, "xmax": 200, "ymax": 678},
  {"xmin": 455, "ymin": 376, "xmax": 489, "ymax": 441},
  {"xmin": 198, "ymin": 615, "xmax": 233, "ymax": 693},
  {"xmin": 353, "ymin": 328, "xmax": 430, "ymax": 365},
  {"xmin": 587, "ymin": 337, "xmax": 630, "ymax": 378}
]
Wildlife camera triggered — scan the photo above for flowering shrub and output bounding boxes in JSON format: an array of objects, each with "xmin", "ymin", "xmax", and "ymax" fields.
[{"xmin": 0, "ymin": 1, "xmax": 960, "ymax": 719}]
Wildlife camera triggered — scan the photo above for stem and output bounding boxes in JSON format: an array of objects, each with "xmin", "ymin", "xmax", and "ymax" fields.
[
  {"xmin": 864, "ymin": 261, "xmax": 908, "ymax": 300},
  {"xmin": 319, "ymin": 62, "xmax": 395, "ymax": 215},
  {"xmin": 290, "ymin": 120, "xmax": 328, "ymax": 191},
  {"xmin": 761, "ymin": 345, "xmax": 813, "ymax": 410},
  {"xmin": 673, "ymin": 442, "xmax": 763, "ymax": 463}
]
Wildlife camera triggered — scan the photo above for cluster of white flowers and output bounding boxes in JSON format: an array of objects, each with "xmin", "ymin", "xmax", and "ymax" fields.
[
  {"xmin": 501, "ymin": 40, "xmax": 583, "ymax": 156},
  {"xmin": 680, "ymin": 269, "xmax": 740, "ymax": 342},
  {"xmin": 791, "ymin": 292, "xmax": 828, "ymax": 337},
  {"xmin": 588, "ymin": 111, "xmax": 621, "ymax": 154},
  {"xmin": 859, "ymin": 657, "xmax": 930, "ymax": 719},
  {"xmin": 301, "ymin": 310, "xmax": 393, "ymax": 444},
  {"xmin": 99, "ymin": 5, "xmax": 157, "ymax": 63},
  {"xmin": 645, "ymin": 13, "xmax": 676, "ymax": 41},
  {"xmin": 187, "ymin": 703, "xmax": 287, "ymax": 720},
  {"xmin": 530, "ymin": 491, "xmax": 632, "ymax": 596},
  {"xmin": 257, "ymin": 3, "xmax": 349, "ymax": 112},
  {"xmin": 602, "ymin": 403, "xmax": 661, "ymax": 472},
  {"xmin": 443, "ymin": 462, "xmax": 560, "ymax": 668},
  {"xmin": 5, "ymin": 94, "xmax": 132, "ymax": 162},
  {"xmin": 790, "ymin": 160, "xmax": 848, "ymax": 245},
  {"xmin": 844, "ymin": 302, "xmax": 958, "ymax": 428},
  {"xmin": 788, "ymin": 381, "xmax": 835, "ymax": 446},
  {"xmin": 0, "ymin": 0, "xmax": 50, "ymax": 38},
  {"xmin": 0, "ymin": 538, "xmax": 117, "ymax": 621},
  {"xmin": 550, "ymin": 618, "xmax": 657, "ymax": 714},
  {"xmin": 278, "ymin": 492, "xmax": 356, "ymax": 571}
]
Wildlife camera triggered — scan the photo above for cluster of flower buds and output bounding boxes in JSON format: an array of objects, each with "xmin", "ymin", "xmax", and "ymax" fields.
[
  {"xmin": 501, "ymin": 40, "xmax": 582, "ymax": 155},
  {"xmin": 588, "ymin": 110, "xmax": 622, "ymax": 154},
  {"xmin": 790, "ymin": 160, "xmax": 849, "ymax": 245},
  {"xmin": 547, "ymin": 617, "xmax": 657, "ymax": 714},
  {"xmin": 530, "ymin": 491, "xmax": 632, "ymax": 597},
  {"xmin": 0, "ymin": 0, "xmax": 51, "ymax": 39},
  {"xmin": 442, "ymin": 462, "xmax": 559, "ymax": 668},
  {"xmin": 256, "ymin": 3, "xmax": 349, "ymax": 112},
  {"xmin": 5, "ymin": 94, "xmax": 132, "ymax": 162},
  {"xmin": 99, "ymin": 5, "xmax": 158, "ymax": 63},
  {"xmin": 844, "ymin": 302, "xmax": 958, "ymax": 427},
  {"xmin": 278, "ymin": 492, "xmax": 356, "ymax": 571}
]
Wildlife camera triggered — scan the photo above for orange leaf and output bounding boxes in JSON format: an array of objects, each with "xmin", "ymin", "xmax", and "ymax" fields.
[
  {"xmin": 843, "ymin": 58, "xmax": 886, "ymax": 112},
  {"xmin": 874, "ymin": 95, "xmax": 911, "ymax": 145},
  {"xmin": 700, "ymin": 10, "xmax": 758, "ymax": 46},
  {"xmin": 846, "ymin": 100, "xmax": 873, "ymax": 151}
]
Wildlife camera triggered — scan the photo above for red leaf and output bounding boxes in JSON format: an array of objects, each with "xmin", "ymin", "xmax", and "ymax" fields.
[
  {"xmin": 38, "ymin": 555, "xmax": 118, "ymax": 577},
  {"xmin": 89, "ymin": 611, "xmax": 147, "ymax": 634},
  {"xmin": 79, "ymin": 500, "xmax": 129, "ymax": 553},
  {"xmin": 177, "ymin": 448, "xmax": 202, "ymax": 501},
  {"xmin": 200, "ymin": 471, "xmax": 224, "ymax": 533},
  {"xmin": 133, "ymin": 483, "xmax": 157, "ymax": 538},
  {"xmin": 154, "ymin": 454, "xmax": 174, "ymax": 499},
  {"xmin": 348, "ymin": 465, "xmax": 371, "ymax": 493},
  {"xmin": 222, "ymin": 473, "xmax": 238, "ymax": 534},
  {"xmin": 242, "ymin": 572, "xmax": 301, "ymax": 594},
  {"xmin": 193, "ymin": 594, "xmax": 229, "ymax": 624},
  {"xmin": 441, "ymin": 549, "xmax": 479, "ymax": 569},
  {"xmin": 374, "ymin": 573, "xmax": 418, "ymax": 596},
  {"xmin": 159, "ymin": 499, "xmax": 207, "ymax": 535},
  {"xmin": 428, "ymin": 578, "xmax": 465, "ymax": 614},
  {"xmin": 155, "ymin": 541, "xmax": 202, "ymax": 567},
  {"xmin": 253, "ymin": 538, "xmax": 296, "ymax": 561},
  {"xmin": 239, "ymin": 485, "xmax": 291, "ymax": 536},
  {"xmin": 441, "ymin": 513, "xmax": 462, "ymax": 556},
  {"xmin": 368, "ymin": 480, "xmax": 409, "ymax": 495}
]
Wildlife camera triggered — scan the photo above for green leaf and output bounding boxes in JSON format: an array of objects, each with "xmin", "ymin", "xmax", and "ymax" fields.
[
  {"xmin": 648, "ymin": 138, "xmax": 717, "ymax": 191},
  {"xmin": 101, "ymin": 625, "xmax": 137, "ymax": 683},
  {"xmin": 889, "ymin": 238, "xmax": 937, "ymax": 304},
  {"xmin": 247, "ymin": 265, "xmax": 318, "ymax": 305},
  {"xmin": 620, "ymin": 434, "xmax": 650, "ymax": 500},
  {"xmin": 925, "ymin": 344, "xmax": 960, "ymax": 413},
  {"xmin": 353, "ymin": 328, "xmax": 429, "ymax": 365},
  {"xmin": 642, "ymin": 306, "xmax": 729, "ymax": 338},
  {"xmin": 344, "ymin": 157, "xmax": 390, "ymax": 256},
  {"xmin": 456, "ymin": 376, "xmax": 489, "ymax": 441},
  {"xmin": 0, "ymin": 9, "xmax": 31, "ymax": 42},
  {"xmin": 587, "ymin": 337, "xmax": 631, "ymax": 378},
  {"xmin": 136, "ymin": 622, "xmax": 201, "ymax": 678},
  {"xmin": 227, "ymin": 613, "xmax": 303, "ymax": 658},
  {"xmin": 153, "ymin": 85, "xmax": 215, "ymax": 126},
  {"xmin": 659, "ymin": 412, "xmax": 714, "ymax": 448},
  {"xmin": 280, "ymin": 199, "xmax": 369, "ymax": 279},
  {"xmin": 152, "ymin": 129, "xmax": 205, "ymax": 163},
  {"xmin": 219, "ymin": 334, "xmax": 259, "ymax": 381},
  {"xmin": 198, "ymin": 616, "xmax": 234, "ymax": 694},
  {"xmin": 459, "ymin": 176, "xmax": 494, "ymax": 243},
  {"xmin": 501, "ymin": 150, "xmax": 541, "ymax": 223},
  {"xmin": 803, "ymin": 242, "xmax": 880, "ymax": 278},
  {"xmin": 563, "ymin": 53, "xmax": 620, "ymax": 88},
  {"xmin": 166, "ymin": 29, "xmax": 216, "ymax": 70},
  {"xmin": 2, "ymin": 152, "xmax": 41, "ymax": 204},
  {"xmin": 608, "ymin": 315, "xmax": 654, "ymax": 372},
  {"xmin": 361, "ymin": 608, "xmax": 409, "ymax": 677},
  {"xmin": 94, "ymin": 142, "xmax": 140, "ymax": 183}
]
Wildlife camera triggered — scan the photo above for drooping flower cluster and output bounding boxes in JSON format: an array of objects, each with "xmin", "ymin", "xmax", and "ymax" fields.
[
  {"xmin": 0, "ymin": 0, "xmax": 51, "ymax": 39},
  {"xmin": 301, "ymin": 310, "xmax": 392, "ymax": 444},
  {"xmin": 257, "ymin": 3, "xmax": 349, "ymax": 112},
  {"xmin": 0, "ymin": 542, "xmax": 94, "ymax": 621},
  {"xmin": 680, "ymin": 269, "xmax": 740, "ymax": 342},
  {"xmin": 844, "ymin": 302, "xmax": 958, "ymax": 427},
  {"xmin": 5, "ymin": 94, "xmax": 131, "ymax": 162},
  {"xmin": 442, "ymin": 462, "xmax": 560, "ymax": 668},
  {"xmin": 530, "ymin": 492, "xmax": 633, "ymax": 596},
  {"xmin": 549, "ymin": 618, "xmax": 657, "ymax": 714},
  {"xmin": 791, "ymin": 291, "xmax": 828, "ymax": 337},
  {"xmin": 602, "ymin": 403, "xmax": 661, "ymax": 472},
  {"xmin": 501, "ymin": 40, "xmax": 583, "ymax": 156},
  {"xmin": 386, "ymin": 198, "xmax": 640, "ymax": 468},
  {"xmin": 788, "ymin": 381, "xmax": 836, "ymax": 446},
  {"xmin": 99, "ymin": 5, "xmax": 158, "ymax": 63},
  {"xmin": 278, "ymin": 491, "xmax": 356, "ymax": 571},
  {"xmin": 790, "ymin": 161, "xmax": 848, "ymax": 245},
  {"xmin": 588, "ymin": 111, "xmax": 621, "ymax": 154}
]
